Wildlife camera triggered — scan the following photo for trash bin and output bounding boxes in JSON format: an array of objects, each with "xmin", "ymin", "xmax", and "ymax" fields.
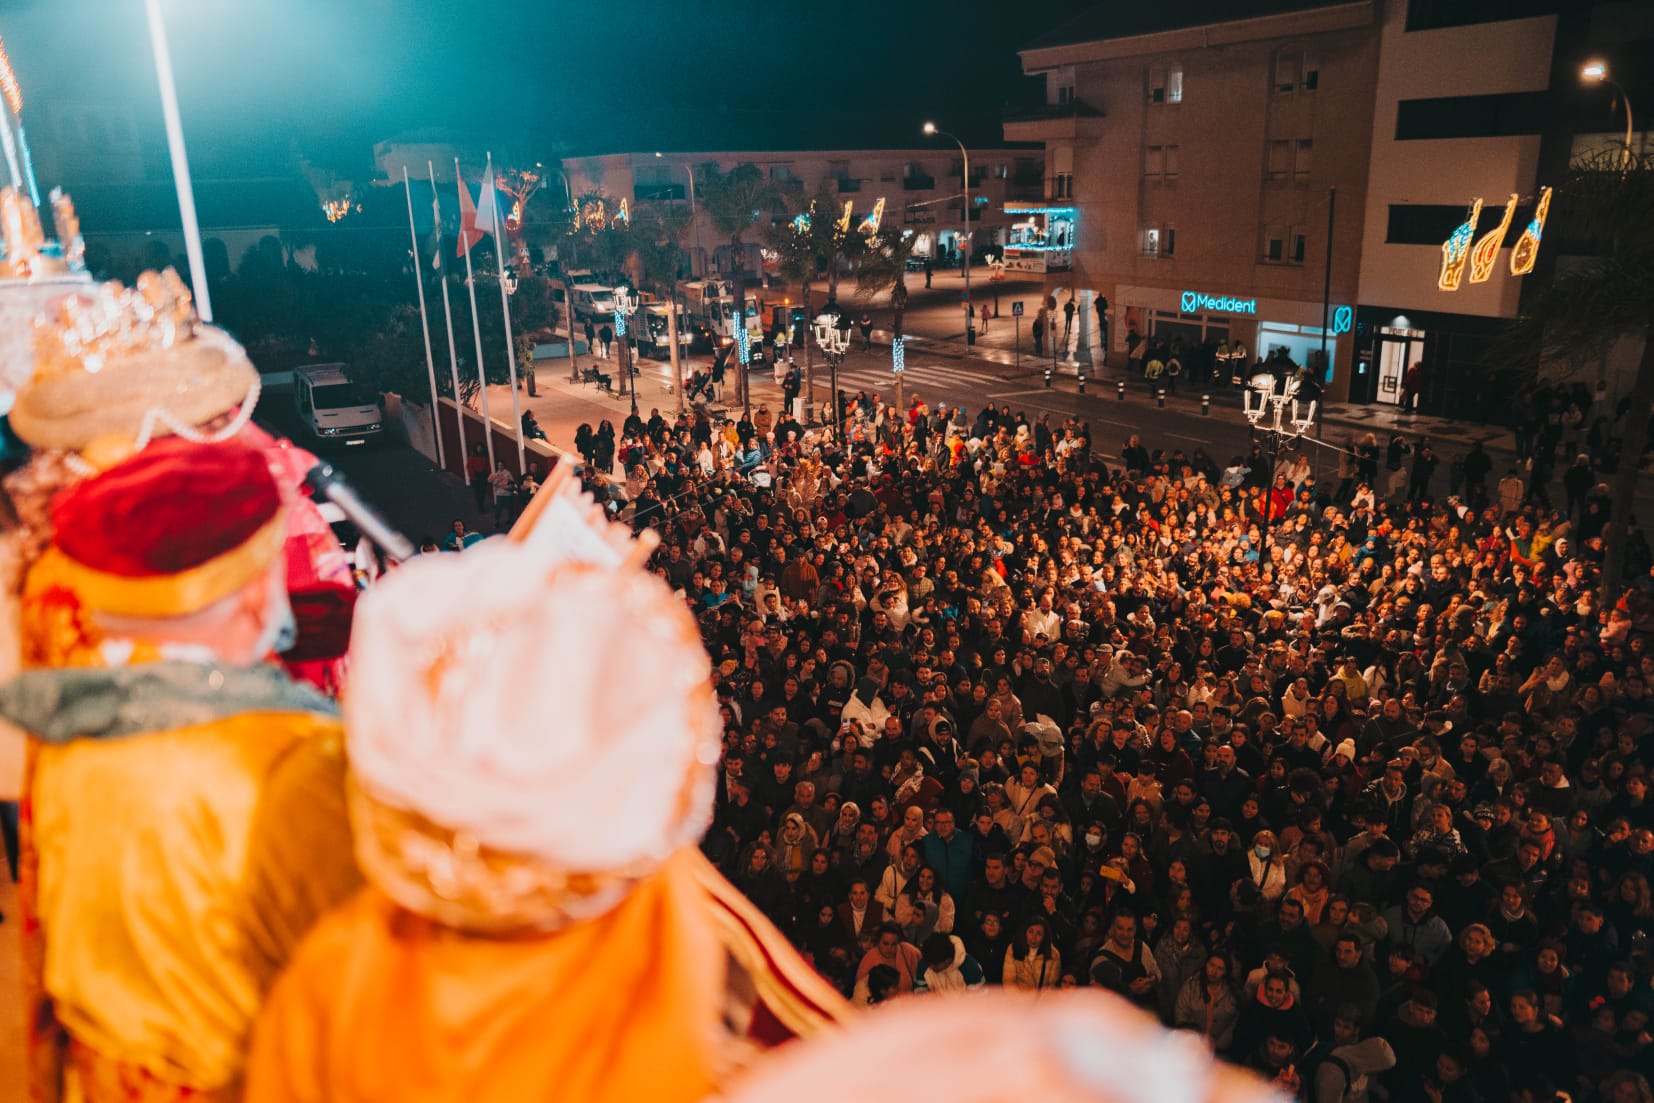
[{"xmin": 966, "ymin": 325, "xmax": 976, "ymax": 347}]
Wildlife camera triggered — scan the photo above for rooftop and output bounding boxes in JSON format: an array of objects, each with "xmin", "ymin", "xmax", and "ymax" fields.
[{"xmin": 1024, "ymin": 0, "xmax": 1366, "ymax": 50}]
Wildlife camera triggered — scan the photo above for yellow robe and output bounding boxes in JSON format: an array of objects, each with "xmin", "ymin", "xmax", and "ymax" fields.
[
  {"xmin": 24, "ymin": 707, "xmax": 360, "ymax": 1101},
  {"xmin": 246, "ymin": 848, "xmax": 847, "ymax": 1103}
]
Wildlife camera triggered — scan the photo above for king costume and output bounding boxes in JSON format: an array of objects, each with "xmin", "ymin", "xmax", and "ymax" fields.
[
  {"xmin": 0, "ymin": 437, "xmax": 360, "ymax": 1103},
  {"xmin": 245, "ymin": 471, "xmax": 846, "ymax": 1103}
]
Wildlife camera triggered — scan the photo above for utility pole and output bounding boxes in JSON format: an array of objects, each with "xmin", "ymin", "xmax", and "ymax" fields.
[{"xmin": 1319, "ymin": 186, "xmax": 1336, "ymax": 395}]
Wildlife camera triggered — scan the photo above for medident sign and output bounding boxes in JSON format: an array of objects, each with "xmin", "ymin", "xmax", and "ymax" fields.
[{"xmin": 1180, "ymin": 290, "xmax": 1257, "ymax": 315}]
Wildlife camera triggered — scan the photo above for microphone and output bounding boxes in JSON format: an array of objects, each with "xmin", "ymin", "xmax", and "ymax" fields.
[{"xmin": 303, "ymin": 462, "xmax": 415, "ymax": 564}]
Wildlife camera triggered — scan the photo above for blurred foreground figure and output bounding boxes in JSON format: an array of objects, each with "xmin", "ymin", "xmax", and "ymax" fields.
[
  {"xmin": 1, "ymin": 268, "xmax": 355, "ymax": 690},
  {"xmin": 246, "ymin": 469, "xmax": 845, "ymax": 1103},
  {"xmin": 0, "ymin": 437, "xmax": 359, "ymax": 1102},
  {"xmin": 719, "ymin": 989, "xmax": 1287, "ymax": 1103}
]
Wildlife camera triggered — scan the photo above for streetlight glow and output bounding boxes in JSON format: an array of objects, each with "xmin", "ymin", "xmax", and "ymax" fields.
[
  {"xmin": 1582, "ymin": 60, "xmax": 1607, "ymax": 83},
  {"xmin": 922, "ymin": 121, "xmax": 937, "ymax": 135}
]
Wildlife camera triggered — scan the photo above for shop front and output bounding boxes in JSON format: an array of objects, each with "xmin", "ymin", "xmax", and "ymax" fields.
[
  {"xmin": 1350, "ymin": 305, "xmax": 1513, "ymax": 422},
  {"xmin": 1112, "ymin": 284, "xmax": 1353, "ymax": 399},
  {"xmin": 1002, "ymin": 203, "xmax": 1075, "ymax": 275}
]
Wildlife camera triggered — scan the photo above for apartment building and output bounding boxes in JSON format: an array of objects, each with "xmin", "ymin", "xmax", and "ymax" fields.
[{"xmin": 1009, "ymin": 2, "xmax": 1381, "ymax": 400}]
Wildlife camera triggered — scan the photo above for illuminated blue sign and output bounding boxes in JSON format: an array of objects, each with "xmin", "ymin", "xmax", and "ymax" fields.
[
  {"xmin": 1180, "ymin": 290, "xmax": 1257, "ymax": 314},
  {"xmin": 1332, "ymin": 306, "xmax": 1353, "ymax": 335}
]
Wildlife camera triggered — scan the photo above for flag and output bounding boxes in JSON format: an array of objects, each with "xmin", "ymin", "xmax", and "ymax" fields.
[
  {"xmin": 456, "ymin": 176, "xmax": 484, "ymax": 258},
  {"xmin": 475, "ymin": 162, "xmax": 499, "ymax": 238},
  {"xmin": 430, "ymin": 185, "xmax": 444, "ymax": 270}
]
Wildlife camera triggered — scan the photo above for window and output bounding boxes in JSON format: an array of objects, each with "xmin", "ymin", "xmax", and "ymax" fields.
[
  {"xmin": 1265, "ymin": 229, "xmax": 1285, "ymax": 262},
  {"xmin": 769, "ymin": 166, "xmax": 795, "ymax": 182},
  {"xmin": 1267, "ymin": 140, "xmax": 1292, "ymax": 180},
  {"xmin": 1292, "ymin": 231, "xmax": 1308, "ymax": 263},
  {"xmin": 1057, "ymin": 84, "xmax": 1076, "ymax": 105},
  {"xmin": 1294, "ymin": 139, "xmax": 1314, "ymax": 179},
  {"xmin": 1052, "ymin": 172, "xmax": 1073, "ymax": 199},
  {"xmin": 1168, "ymin": 66, "xmax": 1184, "ymax": 104},
  {"xmin": 1394, "ymin": 91, "xmax": 1549, "ymax": 140},
  {"xmin": 1302, "ymin": 55, "xmax": 1320, "ymax": 91},
  {"xmin": 1148, "ymin": 66, "xmax": 1166, "ymax": 104},
  {"xmin": 1274, "ymin": 52, "xmax": 1299, "ymax": 94},
  {"xmin": 1145, "ymin": 145, "xmax": 1180, "ymax": 182},
  {"xmin": 1141, "ymin": 225, "xmax": 1174, "ymax": 258}
]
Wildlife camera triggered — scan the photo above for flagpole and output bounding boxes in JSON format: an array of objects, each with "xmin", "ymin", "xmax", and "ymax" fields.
[
  {"xmin": 456, "ymin": 157, "xmax": 495, "ymax": 471},
  {"xmin": 431, "ymin": 163, "xmax": 468, "ymax": 483},
  {"xmin": 486, "ymin": 153, "xmax": 526, "ymax": 470},
  {"xmin": 143, "ymin": 0, "xmax": 212, "ymax": 322},
  {"xmin": 403, "ymin": 167, "xmax": 444, "ymax": 469}
]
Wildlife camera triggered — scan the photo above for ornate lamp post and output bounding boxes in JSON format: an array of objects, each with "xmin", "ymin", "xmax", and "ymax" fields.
[
  {"xmin": 813, "ymin": 309, "xmax": 852, "ymax": 441},
  {"xmin": 614, "ymin": 282, "xmax": 640, "ymax": 417},
  {"xmin": 1243, "ymin": 370, "xmax": 1317, "ymax": 556}
]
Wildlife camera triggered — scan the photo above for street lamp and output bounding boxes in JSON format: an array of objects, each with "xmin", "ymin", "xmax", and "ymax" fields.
[
  {"xmin": 1243, "ymin": 371, "xmax": 1317, "ymax": 556},
  {"xmin": 614, "ymin": 283, "xmax": 641, "ymax": 417},
  {"xmin": 1581, "ymin": 60, "xmax": 1636, "ymax": 172},
  {"xmin": 923, "ymin": 121, "xmax": 973, "ymax": 346},
  {"xmin": 813, "ymin": 309, "xmax": 852, "ymax": 441},
  {"xmin": 655, "ymin": 152, "xmax": 701, "ymax": 277}
]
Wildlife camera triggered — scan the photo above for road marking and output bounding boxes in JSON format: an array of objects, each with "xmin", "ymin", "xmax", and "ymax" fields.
[{"xmin": 985, "ymin": 388, "xmax": 1053, "ymax": 399}]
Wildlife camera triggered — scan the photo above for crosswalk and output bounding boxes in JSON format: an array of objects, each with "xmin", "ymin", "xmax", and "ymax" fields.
[{"xmin": 833, "ymin": 360, "xmax": 998, "ymax": 395}]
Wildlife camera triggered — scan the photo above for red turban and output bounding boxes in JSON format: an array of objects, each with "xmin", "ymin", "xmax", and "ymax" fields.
[{"xmin": 50, "ymin": 436, "xmax": 285, "ymax": 618}]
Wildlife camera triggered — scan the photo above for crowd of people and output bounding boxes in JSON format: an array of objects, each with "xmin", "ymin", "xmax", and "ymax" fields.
[{"xmin": 576, "ymin": 389, "xmax": 1654, "ymax": 1103}]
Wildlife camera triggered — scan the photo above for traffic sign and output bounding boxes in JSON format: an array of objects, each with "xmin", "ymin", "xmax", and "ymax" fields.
[
  {"xmin": 1011, "ymin": 301, "xmax": 1024, "ymax": 317},
  {"xmin": 961, "ymin": 288, "xmax": 970, "ymax": 302}
]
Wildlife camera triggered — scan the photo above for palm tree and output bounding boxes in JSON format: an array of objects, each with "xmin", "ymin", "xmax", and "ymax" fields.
[
  {"xmin": 697, "ymin": 162, "xmax": 776, "ymax": 417},
  {"xmin": 1504, "ymin": 147, "xmax": 1654, "ymax": 602},
  {"xmin": 766, "ymin": 181, "xmax": 858, "ymax": 422},
  {"xmin": 855, "ymin": 227, "xmax": 921, "ymax": 414}
]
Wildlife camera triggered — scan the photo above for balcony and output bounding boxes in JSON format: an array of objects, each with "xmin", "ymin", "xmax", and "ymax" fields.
[
  {"xmin": 835, "ymin": 177, "xmax": 862, "ymax": 194},
  {"xmin": 903, "ymin": 175, "xmax": 937, "ymax": 191},
  {"xmin": 1002, "ymin": 99, "xmax": 1106, "ymax": 144}
]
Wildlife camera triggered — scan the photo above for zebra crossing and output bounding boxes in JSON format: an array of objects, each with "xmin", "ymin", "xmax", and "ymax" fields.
[{"xmin": 832, "ymin": 359, "xmax": 995, "ymax": 396}]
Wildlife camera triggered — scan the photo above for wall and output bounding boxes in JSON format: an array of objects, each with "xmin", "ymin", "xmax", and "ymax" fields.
[{"xmin": 1355, "ymin": 10, "xmax": 1557, "ymax": 319}]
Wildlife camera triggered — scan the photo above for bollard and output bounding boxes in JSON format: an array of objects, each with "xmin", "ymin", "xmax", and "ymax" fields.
[
  {"xmin": 1201, "ymin": 393, "xmax": 1211, "ymax": 416},
  {"xmin": 1044, "ymin": 364, "xmax": 1053, "ymax": 389},
  {"xmin": 1077, "ymin": 372, "xmax": 1086, "ymax": 395},
  {"xmin": 1117, "ymin": 380, "xmax": 1126, "ymax": 401},
  {"xmin": 1157, "ymin": 388, "xmax": 1166, "ymax": 408}
]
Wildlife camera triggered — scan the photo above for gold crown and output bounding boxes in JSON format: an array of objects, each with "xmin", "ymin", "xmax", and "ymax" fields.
[
  {"xmin": 0, "ymin": 187, "xmax": 43, "ymax": 278},
  {"xmin": 31, "ymin": 268, "xmax": 199, "ymax": 379}
]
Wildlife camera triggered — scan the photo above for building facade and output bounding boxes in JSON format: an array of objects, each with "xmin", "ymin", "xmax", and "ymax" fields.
[
  {"xmin": 1009, "ymin": 2, "xmax": 1381, "ymax": 401},
  {"xmin": 559, "ymin": 148, "xmax": 1043, "ymax": 280}
]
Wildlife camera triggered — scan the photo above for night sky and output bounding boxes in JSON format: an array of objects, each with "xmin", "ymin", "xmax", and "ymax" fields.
[{"xmin": 5, "ymin": 0, "xmax": 1065, "ymax": 177}]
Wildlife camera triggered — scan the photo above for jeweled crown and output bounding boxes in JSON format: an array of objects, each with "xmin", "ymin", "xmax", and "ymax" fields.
[{"xmin": 30, "ymin": 268, "xmax": 199, "ymax": 379}]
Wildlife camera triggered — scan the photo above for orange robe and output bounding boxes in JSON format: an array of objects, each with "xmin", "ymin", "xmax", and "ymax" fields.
[{"xmin": 247, "ymin": 848, "xmax": 847, "ymax": 1103}]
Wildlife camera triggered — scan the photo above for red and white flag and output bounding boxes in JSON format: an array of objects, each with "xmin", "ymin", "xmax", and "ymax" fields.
[{"xmin": 456, "ymin": 175, "xmax": 485, "ymax": 258}]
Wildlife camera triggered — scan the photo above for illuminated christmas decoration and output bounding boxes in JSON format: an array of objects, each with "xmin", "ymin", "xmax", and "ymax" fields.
[
  {"xmin": 0, "ymin": 35, "xmax": 21, "ymax": 116},
  {"xmin": 615, "ymin": 198, "xmax": 630, "ymax": 225},
  {"xmin": 792, "ymin": 211, "xmax": 811, "ymax": 234},
  {"xmin": 1509, "ymin": 186, "xmax": 1552, "ymax": 276},
  {"xmin": 736, "ymin": 323, "xmax": 750, "ymax": 364},
  {"xmin": 859, "ymin": 197, "xmax": 885, "ymax": 236},
  {"xmin": 578, "ymin": 198, "xmax": 608, "ymax": 232},
  {"xmin": 1468, "ymin": 193, "xmax": 1517, "ymax": 284},
  {"xmin": 892, "ymin": 335, "xmax": 905, "ymax": 373},
  {"xmin": 321, "ymin": 195, "xmax": 360, "ymax": 223},
  {"xmin": 1437, "ymin": 198, "xmax": 1482, "ymax": 291},
  {"xmin": 1332, "ymin": 305, "xmax": 1353, "ymax": 335},
  {"xmin": 836, "ymin": 200, "xmax": 853, "ymax": 234},
  {"xmin": 613, "ymin": 307, "xmax": 626, "ymax": 337},
  {"xmin": 496, "ymin": 166, "xmax": 541, "ymax": 234}
]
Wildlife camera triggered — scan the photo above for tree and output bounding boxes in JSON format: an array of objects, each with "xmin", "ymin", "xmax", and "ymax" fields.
[
  {"xmin": 855, "ymin": 226, "xmax": 921, "ymax": 411},
  {"xmin": 697, "ymin": 162, "xmax": 776, "ymax": 417},
  {"xmin": 1504, "ymin": 147, "xmax": 1654, "ymax": 602},
  {"xmin": 766, "ymin": 182, "xmax": 860, "ymax": 422}
]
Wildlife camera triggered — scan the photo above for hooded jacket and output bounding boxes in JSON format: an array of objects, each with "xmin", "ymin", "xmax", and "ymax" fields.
[{"xmin": 919, "ymin": 935, "xmax": 985, "ymax": 994}]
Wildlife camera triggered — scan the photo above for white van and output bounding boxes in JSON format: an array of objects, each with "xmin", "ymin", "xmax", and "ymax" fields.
[
  {"xmin": 570, "ymin": 283, "xmax": 617, "ymax": 321},
  {"xmin": 294, "ymin": 364, "xmax": 382, "ymax": 446},
  {"xmin": 638, "ymin": 303, "xmax": 691, "ymax": 358}
]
